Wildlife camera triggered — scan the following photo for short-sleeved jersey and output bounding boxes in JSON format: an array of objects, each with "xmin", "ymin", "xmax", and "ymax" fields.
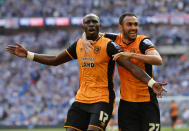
[
  {"xmin": 171, "ymin": 103, "xmax": 178, "ymax": 117},
  {"xmin": 66, "ymin": 36, "xmax": 120, "ymax": 104},
  {"xmin": 105, "ymin": 33, "xmax": 156, "ymax": 102}
]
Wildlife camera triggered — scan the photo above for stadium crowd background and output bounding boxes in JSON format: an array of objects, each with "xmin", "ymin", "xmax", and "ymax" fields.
[{"xmin": 0, "ymin": 0, "xmax": 189, "ymax": 128}]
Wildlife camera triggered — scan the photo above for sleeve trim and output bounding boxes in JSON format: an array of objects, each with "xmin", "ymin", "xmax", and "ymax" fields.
[{"xmin": 65, "ymin": 50, "xmax": 74, "ymax": 60}]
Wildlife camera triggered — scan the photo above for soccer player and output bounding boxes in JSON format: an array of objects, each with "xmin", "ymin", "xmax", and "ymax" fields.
[
  {"xmin": 6, "ymin": 13, "xmax": 166, "ymax": 131},
  {"xmin": 170, "ymin": 100, "xmax": 178, "ymax": 131},
  {"xmin": 82, "ymin": 13, "xmax": 166, "ymax": 131}
]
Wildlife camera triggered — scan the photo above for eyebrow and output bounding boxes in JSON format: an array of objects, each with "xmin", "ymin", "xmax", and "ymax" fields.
[
  {"xmin": 84, "ymin": 19, "xmax": 99, "ymax": 22},
  {"xmin": 126, "ymin": 21, "xmax": 138, "ymax": 24}
]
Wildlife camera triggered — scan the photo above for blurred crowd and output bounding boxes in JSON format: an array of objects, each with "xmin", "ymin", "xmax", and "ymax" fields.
[
  {"xmin": 0, "ymin": 25, "xmax": 188, "ymax": 126},
  {"xmin": 160, "ymin": 101, "xmax": 189, "ymax": 126},
  {"xmin": 0, "ymin": 29, "xmax": 81, "ymax": 126},
  {"xmin": 0, "ymin": 60, "xmax": 79, "ymax": 126},
  {"xmin": 0, "ymin": 0, "xmax": 189, "ymax": 18},
  {"xmin": 0, "ymin": 0, "xmax": 188, "ymax": 127}
]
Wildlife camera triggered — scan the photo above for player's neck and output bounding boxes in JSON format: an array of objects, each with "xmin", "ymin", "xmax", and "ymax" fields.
[
  {"xmin": 87, "ymin": 34, "xmax": 100, "ymax": 41},
  {"xmin": 122, "ymin": 37, "xmax": 134, "ymax": 45}
]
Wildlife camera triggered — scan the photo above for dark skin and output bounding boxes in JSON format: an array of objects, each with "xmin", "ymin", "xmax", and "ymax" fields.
[
  {"xmin": 6, "ymin": 14, "xmax": 166, "ymax": 131},
  {"xmin": 83, "ymin": 14, "xmax": 100, "ymax": 41}
]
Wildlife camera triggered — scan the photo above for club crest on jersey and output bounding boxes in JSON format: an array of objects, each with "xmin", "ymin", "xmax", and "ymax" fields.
[
  {"xmin": 131, "ymin": 48, "xmax": 136, "ymax": 53},
  {"xmin": 94, "ymin": 46, "xmax": 101, "ymax": 54}
]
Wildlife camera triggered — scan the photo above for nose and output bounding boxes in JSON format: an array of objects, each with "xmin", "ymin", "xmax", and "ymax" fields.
[
  {"xmin": 131, "ymin": 24, "xmax": 137, "ymax": 30},
  {"xmin": 132, "ymin": 23, "xmax": 139, "ymax": 30},
  {"xmin": 89, "ymin": 21, "xmax": 94, "ymax": 26}
]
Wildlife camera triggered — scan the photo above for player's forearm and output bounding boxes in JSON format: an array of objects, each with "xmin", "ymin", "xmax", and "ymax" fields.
[
  {"xmin": 131, "ymin": 53, "xmax": 162, "ymax": 65},
  {"xmin": 33, "ymin": 54, "xmax": 59, "ymax": 66},
  {"xmin": 27, "ymin": 50, "xmax": 71, "ymax": 66},
  {"xmin": 117, "ymin": 56, "xmax": 151, "ymax": 84}
]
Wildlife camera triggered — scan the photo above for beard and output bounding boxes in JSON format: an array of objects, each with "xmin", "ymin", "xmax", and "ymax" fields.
[{"xmin": 123, "ymin": 31, "xmax": 136, "ymax": 41}]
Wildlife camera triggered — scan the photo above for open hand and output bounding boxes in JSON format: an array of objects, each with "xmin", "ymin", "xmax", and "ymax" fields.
[
  {"xmin": 83, "ymin": 40, "xmax": 94, "ymax": 54},
  {"xmin": 152, "ymin": 82, "xmax": 168, "ymax": 97},
  {"xmin": 81, "ymin": 32, "xmax": 94, "ymax": 54},
  {"xmin": 6, "ymin": 42, "xmax": 27, "ymax": 58}
]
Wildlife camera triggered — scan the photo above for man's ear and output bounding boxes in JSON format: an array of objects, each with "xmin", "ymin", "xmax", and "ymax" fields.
[
  {"xmin": 82, "ymin": 25, "xmax": 84, "ymax": 30},
  {"xmin": 118, "ymin": 24, "xmax": 123, "ymax": 32}
]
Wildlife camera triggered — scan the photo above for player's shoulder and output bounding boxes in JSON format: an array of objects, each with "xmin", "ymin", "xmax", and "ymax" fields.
[
  {"xmin": 101, "ymin": 35, "xmax": 112, "ymax": 41},
  {"xmin": 108, "ymin": 41, "xmax": 121, "ymax": 50},
  {"xmin": 138, "ymin": 35, "xmax": 153, "ymax": 46},
  {"xmin": 103, "ymin": 33, "xmax": 120, "ymax": 41},
  {"xmin": 105, "ymin": 32, "xmax": 119, "ymax": 36},
  {"xmin": 142, "ymin": 38, "xmax": 153, "ymax": 46}
]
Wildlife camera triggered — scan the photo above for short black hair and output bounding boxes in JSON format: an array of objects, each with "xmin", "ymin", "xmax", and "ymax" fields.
[
  {"xmin": 83, "ymin": 13, "xmax": 99, "ymax": 23},
  {"xmin": 119, "ymin": 13, "xmax": 137, "ymax": 25}
]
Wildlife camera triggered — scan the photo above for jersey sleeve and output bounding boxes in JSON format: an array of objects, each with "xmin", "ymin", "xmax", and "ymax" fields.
[
  {"xmin": 66, "ymin": 41, "xmax": 77, "ymax": 59},
  {"xmin": 104, "ymin": 33, "xmax": 118, "ymax": 41},
  {"xmin": 107, "ymin": 41, "xmax": 121, "ymax": 58},
  {"xmin": 139, "ymin": 38, "xmax": 155, "ymax": 54}
]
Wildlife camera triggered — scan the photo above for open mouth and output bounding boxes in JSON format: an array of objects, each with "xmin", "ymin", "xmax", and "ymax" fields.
[
  {"xmin": 129, "ymin": 31, "xmax": 136, "ymax": 35},
  {"xmin": 129, "ymin": 32, "xmax": 137, "ymax": 36},
  {"xmin": 88, "ymin": 28, "xmax": 96, "ymax": 33}
]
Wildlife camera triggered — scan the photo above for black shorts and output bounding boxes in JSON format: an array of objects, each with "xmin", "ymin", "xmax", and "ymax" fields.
[
  {"xmin": 171, "ymin": 116, "xmax": 177, "ymax": 123},
  {"xmin": 118, "ymin": 99, "xmax": 160, "ymax": 131},
  {"xmin": 64, "ymin": 101, "xmax": 113, "ymax": 131}
]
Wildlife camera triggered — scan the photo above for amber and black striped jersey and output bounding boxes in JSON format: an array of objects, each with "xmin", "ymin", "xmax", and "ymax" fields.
[
  {"xmin": 105, "ymin": 33, "xmax": 157, "ymax": 102},
  {"xmin": 65, "ymin": 35, "xmax": 120, "ymax": 104}
]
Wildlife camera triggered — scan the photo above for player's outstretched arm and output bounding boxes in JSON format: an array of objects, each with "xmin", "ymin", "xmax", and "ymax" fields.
[
  {"xmin": 6, "ymin": 42, "xmax": 72, "ymax": 66},
  {"xmin": 116, "ymin": 56, "xmax": 167, "ymax": 96}
]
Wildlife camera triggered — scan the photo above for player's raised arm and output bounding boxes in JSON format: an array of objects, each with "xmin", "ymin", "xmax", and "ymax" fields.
[{"xmin": 6, "ymin": 42, "xmax": 72, "ymax": 66}]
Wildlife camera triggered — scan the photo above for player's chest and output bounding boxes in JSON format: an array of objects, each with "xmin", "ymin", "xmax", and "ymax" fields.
[
  {"xmin": 121, "ymin": 43, "xmax": 141, "ymax": 54},
  {"xmin": 77, "ymin": 45, "xmax": 109, "ymax": 67}
]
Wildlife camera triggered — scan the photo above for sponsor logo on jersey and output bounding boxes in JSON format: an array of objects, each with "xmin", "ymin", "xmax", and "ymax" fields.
[
  {"xmin": 81, "ymin": 58, "xmax": 95, "ymax": 68},
  {"xmin": 131, "ymin": 48, "xmax": 136, "ymax": 53},
  {"xmin": 94, "ymin": 46, "xmax": 101, "ymax": 54}
]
